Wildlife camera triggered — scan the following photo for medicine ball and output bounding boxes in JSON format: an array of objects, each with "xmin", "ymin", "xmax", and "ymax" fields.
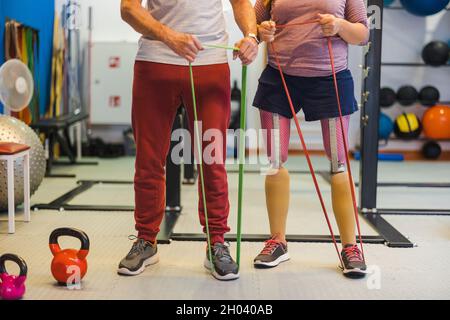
[
  {"xmin": 422, "ymin": 141, "xmax": 442, "ymax": 160},
  {"xmin": 379, "ymin": 113, "xmax": 394, "ymax": 140},
  {"xmin": 400, "ymin": 0, "xmax": 450, "ymax": 16},
  {"xmin": 394, "ymin": 113, "xmax": 422, "ymax": 139},
  {"xmin": 419, "ymin": 86, "xmax": 440, "ymax": 107},
  {"xmin": 396, "ymin": 86, "xmax": 418, "ymax": 106},
  {"xmin": 422, "ymin": 105, "xmax": 450, "ymax": 139},
  {"xmin": 380, "ymin": 87, "xmax": 397, "ymax": 108},
  {"xmin": 422, "ymin": 41, "xmax": 450, "ymax": 66}
]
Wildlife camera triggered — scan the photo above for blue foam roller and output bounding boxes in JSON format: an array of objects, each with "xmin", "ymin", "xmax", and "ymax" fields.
[{"xmin": 353, "ymin": 152, "xmax": 404, "ymax": 161}]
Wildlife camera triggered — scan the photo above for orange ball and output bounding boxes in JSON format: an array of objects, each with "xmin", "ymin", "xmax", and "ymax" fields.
[{"xmin": 422, "ymin": 105, "xmax": 450, "ymax": 140}]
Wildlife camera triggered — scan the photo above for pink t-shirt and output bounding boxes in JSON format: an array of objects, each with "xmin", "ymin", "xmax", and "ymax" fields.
[{"xmin": 255, "ymin": 0, "xmax": 368, "ymax": 77}]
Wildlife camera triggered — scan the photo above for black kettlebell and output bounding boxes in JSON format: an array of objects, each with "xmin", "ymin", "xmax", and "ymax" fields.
[
  {"xmin": 419, "ymin": 86, "xmax": 440, "ymax": 107},
  {"xmin": 422, "ymin": 41, "xmax": 450, "ymax": 67},
  {"xmin": 397, "ymin": 86, "xmax": 418, "ymax": 106}
]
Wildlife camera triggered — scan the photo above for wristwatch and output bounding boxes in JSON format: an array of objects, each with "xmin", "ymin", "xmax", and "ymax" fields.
[{"xmin": 247, "ymin": 33, "xmax": 260, "ymax": 45}]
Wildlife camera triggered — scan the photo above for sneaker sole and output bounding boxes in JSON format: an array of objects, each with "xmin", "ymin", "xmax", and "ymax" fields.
[
  {"xmin": 117, "ymin": 253, "xmax": 160, "ymax": 276},
  {"xmin": 203, "ymin": 258, "xmax": 240, "ymax": 281},
  {"xmin": 343, "ymin": 267, "xmax": 367, "ymax": 279},
  {"xmin": 254, "ymin": 252, "xmax": 290, "ymax": 268}
]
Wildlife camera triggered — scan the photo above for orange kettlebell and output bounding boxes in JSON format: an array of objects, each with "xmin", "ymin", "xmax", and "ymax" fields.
[{"xmin": 49, "ymin": 228, "xmax": 90, "ymax": 285}]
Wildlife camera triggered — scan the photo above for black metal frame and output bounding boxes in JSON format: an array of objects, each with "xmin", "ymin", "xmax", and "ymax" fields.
[
  {"xmin": 171, "ymin": 170, "xmax": 410, "ymax": 247},
  {"xmin": 30, "ymin": 112, "xmax": 98, "ymax": 178},
  {"xmin": 171, "ymin": 233, "xmax": 385, "ymax": 245},
  {"xmin": 31, "ymin": 180, "xmax": 180, "ymax": 244},
  {"xmin": 31, "ymin": 109, "xmax": 186, "ymax": 243},
  {"xmin": 358, "ymin": 0, "xmax": 449, "ymax": 230},
  {"xmin": 357, "ymin": 1, "xmax": 413, "ymax": 245},
  {"xmin": 30, "ymin": 177, "xmax": 182, "ymax": 213}
]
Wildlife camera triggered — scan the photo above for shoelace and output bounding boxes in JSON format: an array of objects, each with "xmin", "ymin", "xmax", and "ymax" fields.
[
  {"xmin": 212, "ymin": 243, "xmax": 233, "ymax": 263},
  {"xmin": 127, "ymin": 236, "xmax": 148, "ymax": 257},
  {"xmin": 261, "ymin": 239, "xmax": 282, "ymax": 255},
  {"xmin": 342, "ymin": 245, "xmax": 363, "ymax": 262}
]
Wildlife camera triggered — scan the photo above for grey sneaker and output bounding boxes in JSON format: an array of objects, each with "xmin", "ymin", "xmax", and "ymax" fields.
[
  {"xmin": 254, "ymin": 238, "xmax": 290, "ymax": 268},
  {"xmin": 203, "ymin": 242, "xmax": 239, "ymax": 281},
  {"xmin": 118, "ymin": 237, "xmax": 159, "ymax": 276},
  {"xmin": 341, "ymin": 244, "xmax": 367, "ymax": 279}
]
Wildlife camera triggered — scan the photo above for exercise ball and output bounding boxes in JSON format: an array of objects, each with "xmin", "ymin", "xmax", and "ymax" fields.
[
  {"xmin": 394, "ymin": 113, "xmax": 422, "ymax": 139},
  {"xmin": 400, "ymin": 0, "xmax": 450, "ymax": 16},
  {"xmin": 379, "ymin": 113, "xmax": 394, "ymax": 140},
  {"xmin": 380, "ymin": 87, "xmax": 397, "ymax": 108},
  {"xmin": 422, "ymin": 41, "xmax": 450, "ymax": 66},
  {"xmin": 384, "ymin": 0, "xmax": 396, "ymax": 6},
  {"xmin": 422, "ymin": 141, "xmax": 442, "ymax": 159},
  {"xmin": 396, "ymin": 86, "xmax": 418, "ymax": 106},
  {"xmin": 419, "ymin": 86, "xmax": 440, "ymax": 106},
  {"xmin": 422, "ymin": 105, "xmax": 450, "ymax": 139},
  {"xmin": 0, "ymin": 115, "xmax": 46, "ymax": 211}
]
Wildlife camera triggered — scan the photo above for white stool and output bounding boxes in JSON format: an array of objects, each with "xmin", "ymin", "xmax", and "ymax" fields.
[{"xmin": 0, "ymin": 142, "xmax": 31, "ymax": 234}]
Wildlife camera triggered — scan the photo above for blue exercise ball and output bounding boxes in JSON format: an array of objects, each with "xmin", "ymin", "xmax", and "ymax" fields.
[
  {"xmin": 400, "ymin": 0, "xmax": 450, "ymax": 16},
  {"xmin": 384, "ymin": 0, "xmax": 396, "ymax": 7},
  {"xmin": 379, "ymin": 113, "xmax": 394, "ymax": 140}
]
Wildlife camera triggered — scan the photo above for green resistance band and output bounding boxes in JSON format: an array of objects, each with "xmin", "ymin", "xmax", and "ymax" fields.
[
  {"xmin": 189, "ymin": 47, "xmax": 247, "ymax": 272},
  {"xmin": 236, "ymin": 65, "xmax": 247, "ymax": 268},
  {"xmin": 189, "ymin": 63, "xmax": 214, "ymax": 272},
  {"xmin": 204, "ymin": 44, "xmax": 240, "ymax": 51}
]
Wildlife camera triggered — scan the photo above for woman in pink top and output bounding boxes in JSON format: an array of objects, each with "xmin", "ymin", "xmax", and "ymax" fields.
[{"xmin": 252, "ymin": 0, "xmax": 369, "ymax": 278}]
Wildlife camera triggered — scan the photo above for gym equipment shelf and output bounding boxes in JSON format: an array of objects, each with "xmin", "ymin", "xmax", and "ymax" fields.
[
  {"xmin": 381, "ymin": 63, "xmax": 450, "ymax": 67},
  {"xmin": 359, "ymin": 0, "xmax": 450, "ymax": 221},
  {"xmin": 385, "ymin": 6, "xmax": 450, "ymax": 11}
]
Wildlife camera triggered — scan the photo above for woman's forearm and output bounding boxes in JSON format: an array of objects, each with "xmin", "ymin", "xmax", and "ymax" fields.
[{"xmin": 338, "ymin": 20, "xmax": 369, "ymax": 45}]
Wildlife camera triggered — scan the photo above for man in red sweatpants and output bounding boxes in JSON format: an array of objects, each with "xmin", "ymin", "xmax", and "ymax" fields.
[{"xmin": 118, "ymin": 0, "xmax": 258, "ymax": 281}]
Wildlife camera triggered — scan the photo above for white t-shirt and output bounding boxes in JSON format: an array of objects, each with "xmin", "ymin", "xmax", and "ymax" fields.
[{"xmin": 136, "ymin": 0, "xmax": 229, "ymax": 66}]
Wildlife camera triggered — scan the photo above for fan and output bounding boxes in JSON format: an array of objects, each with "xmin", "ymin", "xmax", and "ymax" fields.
[{"xmin": 0, "ymin": 59, "xmax": 34, "ymax": 112}]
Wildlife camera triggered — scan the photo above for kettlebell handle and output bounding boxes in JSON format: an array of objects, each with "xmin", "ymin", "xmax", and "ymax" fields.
[
  {"xmin": 0, "ymin": 254, "xmax": 28, "ymax": 277},
  {"xmin": 49, "ymin": 227, "xmax": 90, "ymax": 259}
]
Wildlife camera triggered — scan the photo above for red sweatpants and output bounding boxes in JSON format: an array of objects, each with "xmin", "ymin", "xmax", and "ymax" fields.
[{"xmin": 132, "ymin": 61, "xmax": 231, "ymax": 244}]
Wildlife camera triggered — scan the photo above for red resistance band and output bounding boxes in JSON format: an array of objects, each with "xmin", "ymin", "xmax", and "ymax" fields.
[{"xmin": 271, "ymin": 19, "xmax": 365, "ymax": 265}]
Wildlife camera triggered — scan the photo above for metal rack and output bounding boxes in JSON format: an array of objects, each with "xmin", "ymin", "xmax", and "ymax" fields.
[{"xmin": 358, "ymin": 0, "xmax": 450, "ymax": 222}]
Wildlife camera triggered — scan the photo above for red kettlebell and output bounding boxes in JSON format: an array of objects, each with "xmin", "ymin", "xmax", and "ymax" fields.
[
  {"xmin": 49, "ymin": 227, "xmax": 90, "ymax": 285},
  {"xmin": 0, "ymin": 254, "xmax": 28, "ymax": 300}
]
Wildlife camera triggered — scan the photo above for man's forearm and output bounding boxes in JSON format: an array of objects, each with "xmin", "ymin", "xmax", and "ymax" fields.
[
  {"xmin": 120, "ymin": 1, "xmax": 172, "ymax": 42},
  {"xmin": 230, "ymin": 0, "xmax": 258, "ymax": 36}
]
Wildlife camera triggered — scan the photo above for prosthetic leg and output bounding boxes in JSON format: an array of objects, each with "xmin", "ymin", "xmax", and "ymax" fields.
[
  {"xmin": 327, "ymin": 118, "xmax": 356, "ymax": 246},
  {"xmin": 261, "ymin": 112, "xmax": 290, "ymax": 243},
  {"xmin": 254, "ymin": 111, "xmax": 291, "ymax": 268}
]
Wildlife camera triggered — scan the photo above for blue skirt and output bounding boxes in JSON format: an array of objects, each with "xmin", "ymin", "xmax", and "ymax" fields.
[{"xmin": 252, "ymin": 65, "xmax": 358, "ymax": 121}]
